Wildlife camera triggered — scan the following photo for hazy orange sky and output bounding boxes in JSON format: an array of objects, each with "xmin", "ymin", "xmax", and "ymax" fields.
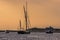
[{"xmin": 0, "ymin": 0, "xmax": 60, "ymax": 30}]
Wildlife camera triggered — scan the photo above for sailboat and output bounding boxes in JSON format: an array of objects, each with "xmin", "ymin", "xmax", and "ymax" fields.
[{"xmin": 17, "ymin": 0, "xmax": 30, "ymax": 34}]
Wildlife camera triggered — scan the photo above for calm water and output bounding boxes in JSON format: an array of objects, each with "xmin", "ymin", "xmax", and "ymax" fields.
[{"xmin": 0, "ymin": 32, "xmax": 60, "ymax": 40}]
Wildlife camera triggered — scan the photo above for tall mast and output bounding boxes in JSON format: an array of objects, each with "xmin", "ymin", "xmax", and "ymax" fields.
[
  {"xmin": 26, "ymin": 0, "xmax": 28, "ymax": 30},
  {"xmin": 23, "ymin": 0, "xmax": 28, "ymax": 30}
]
